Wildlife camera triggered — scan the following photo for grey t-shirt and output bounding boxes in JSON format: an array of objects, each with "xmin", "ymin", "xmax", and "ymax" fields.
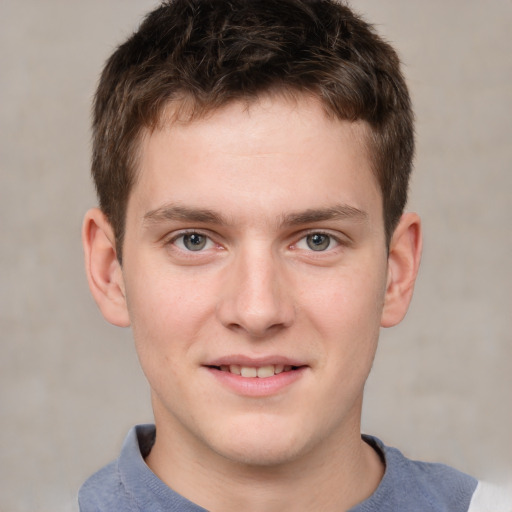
[{"xmin": 78, "ymin": 424, "xmax": 478, "ymax": 511}]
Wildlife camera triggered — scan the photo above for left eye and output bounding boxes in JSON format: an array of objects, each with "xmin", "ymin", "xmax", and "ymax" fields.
[
  {"xmin": 174, "ymin": 233, "xmax": 214, "ymax": 252},
  {"xmin": 296, "ymin": 233, "xmax": 337, "ymax": 251}
]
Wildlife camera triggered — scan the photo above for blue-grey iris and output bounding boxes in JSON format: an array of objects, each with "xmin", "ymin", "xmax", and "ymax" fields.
[
  {"xmin": 183, "ymin": 233, "xmax": 207, "ymax": 251},
  {"xmin": 306, "ymin": 233, "xmax": 330, "ymax": 251}
]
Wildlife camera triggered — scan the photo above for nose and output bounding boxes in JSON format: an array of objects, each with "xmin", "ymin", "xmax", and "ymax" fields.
[{"xmin": 216, "ymin": 244, "xmax": 295, "ymax": 338}]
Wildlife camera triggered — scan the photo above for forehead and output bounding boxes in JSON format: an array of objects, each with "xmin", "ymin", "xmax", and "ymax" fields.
[{"xmin": 129, "ymin": 95, "xmax": 382, "ymax": 227}]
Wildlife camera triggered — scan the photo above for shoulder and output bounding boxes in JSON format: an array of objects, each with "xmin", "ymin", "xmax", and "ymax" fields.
[
  {"xmin": 353, "ymin": 436, "xmax": 479, "ymax": 512},
  {"xmin": 78, "ymin": 460, "xmax": 135, "ymax": 512},
  {"xmin": 78, "ymin": 425, "xmax": 206, "ymax": 512},
  {"xmin": 78, "ymin": 425, "xmax": 155, "ymax": 512},
  {"xmin": 384, "ymin": 442, "xmax": 477, "ymax": 501}
]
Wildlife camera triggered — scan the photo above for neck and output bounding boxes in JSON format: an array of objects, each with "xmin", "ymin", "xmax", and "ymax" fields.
[{"xmin": 145, "ymin": 409, "xmax": 384, "ymax": 512}]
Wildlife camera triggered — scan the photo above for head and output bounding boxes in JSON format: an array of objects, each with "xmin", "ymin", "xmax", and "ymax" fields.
[
  {"xmin": 83, "ymin": 0, "xmax": 422, "ymax": 482},
  {"xmin": 92, "ymin": 0, "xmax": 414, "ymax": 262}
]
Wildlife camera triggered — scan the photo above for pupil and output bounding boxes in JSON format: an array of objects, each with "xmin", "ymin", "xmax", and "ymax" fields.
[
  {"xmin": 184, "ymin": 233, "xmax": 206, "ymax": 251},
  {"xmin": 307, "ymin": 233, "xmax": 330, "ymax": 251}
]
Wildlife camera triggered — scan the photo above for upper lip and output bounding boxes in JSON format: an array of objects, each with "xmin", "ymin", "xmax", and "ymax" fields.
[{"xmin": 204, "ymin": 355, "xmax": 308, "ymax": 367}]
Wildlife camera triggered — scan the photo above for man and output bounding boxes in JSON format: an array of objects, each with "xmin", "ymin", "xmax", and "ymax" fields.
[{"xmin": 78, "ymin": 0, "xmax": 480, "ymax": 510}]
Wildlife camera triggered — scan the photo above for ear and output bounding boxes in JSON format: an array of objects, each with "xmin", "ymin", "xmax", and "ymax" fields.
[
  {"xmin": 82, "ymin": 208, "xmax": 130, "ymax": 327},
  {"xmin": 381, "ymin": 212, "xmax": 422, "ymax": 328}
]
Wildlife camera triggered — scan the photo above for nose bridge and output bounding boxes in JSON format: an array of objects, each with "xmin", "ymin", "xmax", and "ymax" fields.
[{"xmin": 216, "ymin": 240, "xmax": 294, "ymax": 336}]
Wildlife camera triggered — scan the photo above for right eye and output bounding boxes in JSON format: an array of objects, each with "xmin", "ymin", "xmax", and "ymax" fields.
[{"xmin": 173, "ymin": 232, "xmax": 214, "ymax": 252}]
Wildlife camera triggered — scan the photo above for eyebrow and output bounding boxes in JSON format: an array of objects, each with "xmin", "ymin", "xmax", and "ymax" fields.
[
  {"xmin": 281, "ymin": 205, "xmax": 368, "ymax": 225},
  {"xmin": 143, "ymin": 203, "xmax": 368, "ymax": 227},
  {"xmin": 144, "ymin": 204, "xmax": 227, "ymax": 225}
]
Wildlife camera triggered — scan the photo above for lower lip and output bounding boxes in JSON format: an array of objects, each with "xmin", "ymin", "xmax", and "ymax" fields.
[{"xmin": 205, "ymin": 367, "xmax": 307, "ymax": 397}]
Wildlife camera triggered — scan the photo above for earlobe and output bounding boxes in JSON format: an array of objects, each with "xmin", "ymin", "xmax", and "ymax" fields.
[
  {"xmin": 82, "ymin": 208, "xmax": 131, "ymax": 327},
  {"xmin": 381, "ymin": 213, "xmax": 422, "ymax": 328}
]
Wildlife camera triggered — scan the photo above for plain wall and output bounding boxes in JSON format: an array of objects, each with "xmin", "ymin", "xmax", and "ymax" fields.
[{"xmin": 1, "ymin": 1, "xmax": 511, "ymax": 510}]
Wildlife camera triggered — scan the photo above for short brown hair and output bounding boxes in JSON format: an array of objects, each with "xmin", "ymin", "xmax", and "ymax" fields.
[{"xmin": 92, "ymin": 0, "xmax": 414, "ymax": 261}]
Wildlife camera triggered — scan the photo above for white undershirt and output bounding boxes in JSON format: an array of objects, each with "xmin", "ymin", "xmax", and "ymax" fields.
[{"xmin": 468, "ymin": 481, "xmax": 512, "ymax": 512}]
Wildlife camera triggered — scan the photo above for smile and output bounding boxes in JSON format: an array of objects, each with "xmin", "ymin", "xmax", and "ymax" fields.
[
  {"xmin": 213, "ymin": 364, "xmax": 298, "ymax": 378},
  {"xmin": 204, "ymin": 360, "xmax": 308, "ymax": 396}
]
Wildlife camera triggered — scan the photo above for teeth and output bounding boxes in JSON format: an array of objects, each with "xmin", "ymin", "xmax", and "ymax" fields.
[
  {"xmin": 229, "ymin": 364, "xmax": 241, "ymax": 375},
  {"xmin": 240, "ymin": 366, "xmax": 257, "ymax": 377},
  {"xmin": 256, "ymin": 365, "xmax": 275, "ymax": 378},
  {"xmin": 222, "ymin": 364, "xmax": 296, "ymax": 378}
]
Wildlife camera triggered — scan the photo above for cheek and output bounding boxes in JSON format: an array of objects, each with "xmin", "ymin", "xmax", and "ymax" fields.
[
  {"xmin": 125, "ymin": 280, "xmax": 213, "ymax": 405},
  {"xmin": 124, "ymin": 268, "xmax": 216, "ymax": 365},
  {"xmin": 299, "ymin": 264, "xmax": 387, "ymax": 396},
  {"xmin": 302, "ymin": 264, "xmax": 387, "ymax": 338}
]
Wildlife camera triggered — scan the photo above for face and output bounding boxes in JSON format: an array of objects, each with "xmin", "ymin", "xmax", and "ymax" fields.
[{"xmin": 120, "ymin": 96, "xmax": 390, "ymax": 466}]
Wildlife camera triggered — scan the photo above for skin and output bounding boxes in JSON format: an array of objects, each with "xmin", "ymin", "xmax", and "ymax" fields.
[{"xmin": 83, "ymin": 95, "xmax": 422, "ymax": 511}]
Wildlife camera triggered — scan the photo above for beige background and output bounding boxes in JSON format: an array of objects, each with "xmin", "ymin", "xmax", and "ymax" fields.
[{"xmin": 1, "ymin": 1, "xmax": 511, "ymax": 510}]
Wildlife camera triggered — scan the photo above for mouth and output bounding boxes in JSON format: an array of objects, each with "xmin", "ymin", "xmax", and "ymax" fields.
[{"xmin": 207, "ymin": 364, "xmax": 303, "ymax": 379}]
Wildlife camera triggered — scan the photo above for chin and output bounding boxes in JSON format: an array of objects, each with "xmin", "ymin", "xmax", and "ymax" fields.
[
  {"xmin": 206, "ymin": 418, "xmax": 315, "ymax": 468},
  {"xmin": 218, "ymin": 440, "xmax": 306, "ymax": 468}
]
